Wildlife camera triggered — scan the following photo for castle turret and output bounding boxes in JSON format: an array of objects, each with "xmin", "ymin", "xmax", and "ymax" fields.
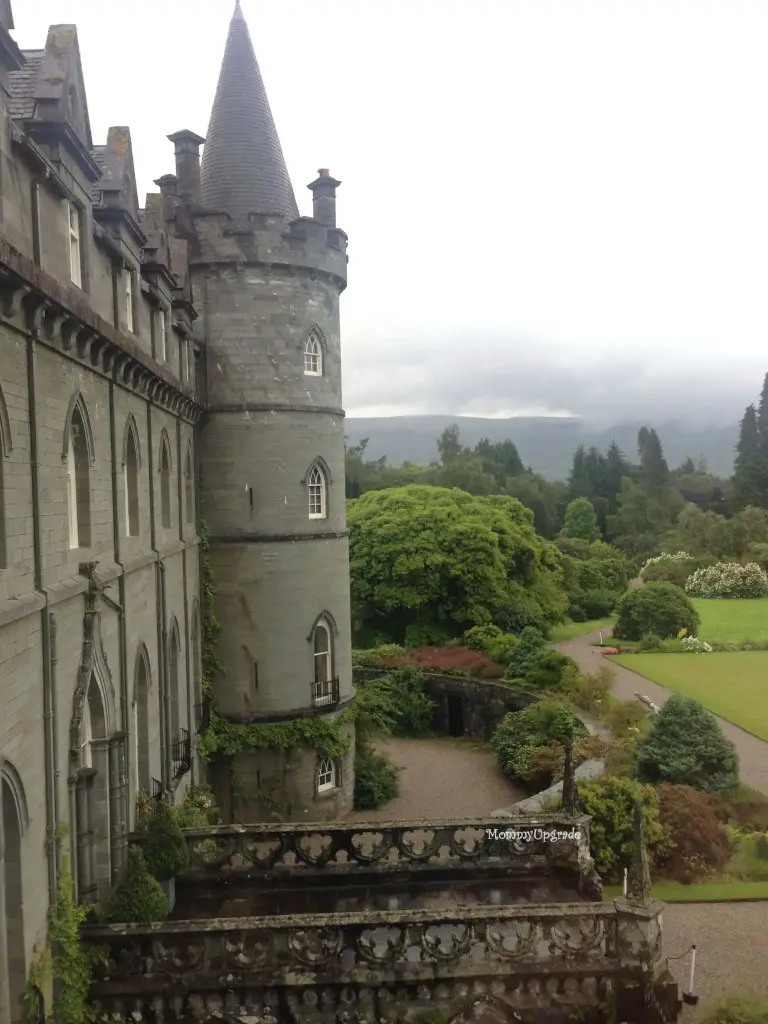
[{"xmin": 182, "ymin": 1, "xmax": 354, "ymax": 821}]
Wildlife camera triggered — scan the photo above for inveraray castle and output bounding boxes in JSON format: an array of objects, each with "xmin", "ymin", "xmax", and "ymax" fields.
[
  {"xmin": 0, "ymin": 1, "xmax": 352, "ymax": 1016},
  {"xmin": 0, "ymin": 5, "xmax": 681, "ymax": 1023}
]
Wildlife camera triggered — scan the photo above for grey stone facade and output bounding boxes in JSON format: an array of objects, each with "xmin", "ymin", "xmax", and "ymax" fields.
[{"xmin": 0, "ymin": 2, "xmax": 353, "ymax": 1019}]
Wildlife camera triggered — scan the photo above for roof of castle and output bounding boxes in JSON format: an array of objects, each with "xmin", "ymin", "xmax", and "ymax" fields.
[
  {"xmin": 7, "ymin": 50, "xmax": 43, "ymax": 119},
  {"xmin": 200, "ymin": 0, "xmax": 298, "ymax": 222}
]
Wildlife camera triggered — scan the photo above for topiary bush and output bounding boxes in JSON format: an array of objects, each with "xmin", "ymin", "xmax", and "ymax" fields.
[
  {"xmin": 575, "ymin": 776, "xmax": 668, "ymax": 882},
  {"xmin": 634, "ymin": 694, "xmax": 739, "ymax": 794},
  {"xmin": 518, "ymin": 648, "xmax": 579, "ymax": 691},
  {"xmin": 504, "ymin": 626, "xmax": 547, "ymax": 679},
  {"xmin": 613, "ymin": 581, "xmax": 700, "ymax": 640},
  {"xmin": 142, "ymin": 797, "xmax": 189, "ymax": 882},
  {"xmin": 491, "ymin": 699, "xmax": 586, "ymax": 784},
  {"xmin": 686, "ymin": 561, "xmax": 768, "ymax": 599},
  {"xmin": 101, "ymin": 846, "xmax": 170, "ymax": 924},
  {"xmin": 654, "ymin": 783, "xmax": 734, "ymax": 883}
]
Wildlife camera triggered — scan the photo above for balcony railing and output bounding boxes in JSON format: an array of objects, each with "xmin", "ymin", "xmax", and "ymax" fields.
[
  {"xmin": 311, "ymin": 675, "xmax": 339, "ymax": 709},
  {"xmin": 171, "ymin": 728, "xmax": 191, "ymax": 780},
  {"xmin": 82, "ymin": 900, "xmax": 675, "ymax": 1023},
  {"xmin": 150, "ymin": 778, "xmax": 163, "ymax": 801}
]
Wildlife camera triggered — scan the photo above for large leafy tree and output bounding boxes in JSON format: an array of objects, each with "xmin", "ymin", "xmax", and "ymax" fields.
[
  {"xmin": 614, "ymin": 581, "xmax": 699, "ymax": 640},
  {"xmin": 561, "ymin": 497, "xmax": 600, "ymax": 542},
  {"xmin": 347, "ymin": 485, "xmax": 568, "ymax": 641},
  {"xmin": 634, "ymin": 695, "xmax": 739, "ymax": 794},
  {"xmin": 606, "ymin": 478, "xmax": 667, "ymax": 556}
]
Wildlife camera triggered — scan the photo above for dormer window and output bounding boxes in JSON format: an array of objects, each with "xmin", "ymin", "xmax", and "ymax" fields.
[
  {"xmin": 125, "ymin": 269, "xmax": 134, "ymax": 333},
  {"xmin": 67, "ymin": 202, "xmax": 82, "ymax": 288},
  {"xmin": 156, "ymin": 310, "xmax": 167, "ymax": 362}
]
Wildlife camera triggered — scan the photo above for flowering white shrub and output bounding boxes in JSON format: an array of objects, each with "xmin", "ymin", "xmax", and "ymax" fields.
[
  {"xmin": 681, "ymin": 636, "xmax": 712, "ymax": 653},
  {"xmin": 640, "ymin": 552, "xmax": 694, "ymax": 579},
  {"xmin": 685, "ymin": 562, "xmax": 768, "ymax": 599}
]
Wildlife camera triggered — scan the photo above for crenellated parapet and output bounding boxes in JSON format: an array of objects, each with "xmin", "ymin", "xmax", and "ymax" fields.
[
  {"xmin": 0, "ymin": 239, "xmax": 203, "ymax": 425},
  {"xmin": 182, "ymin": 209, "xmax": 348, "ymax": 291}
]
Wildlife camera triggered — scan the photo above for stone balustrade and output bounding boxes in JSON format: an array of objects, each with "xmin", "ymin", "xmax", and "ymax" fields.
[
  {"xmin": 83, "ymin": 898, "xmax": 668, "ymax": 1022},
  {"xmin": 171, "ymin": 815, "xmax": 599, "ymax": 892}
]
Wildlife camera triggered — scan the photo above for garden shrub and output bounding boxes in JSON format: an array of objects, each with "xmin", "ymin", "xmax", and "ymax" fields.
[
  {"xmin": 634, "ymin": 695, "xmax": 739, "ymax": 794},
  {"xmin": 403, "ymin": 622, "xmax": 453, "ymax": 649},
  {"xmin": 462, "ymin": 624, "xmax": 518, "ymax": 663},
  {"xmin": 518, "ymin": 648, "xmax": 579, "ymax": 691},
  {"xmin": 101, "ymin": 846, "xmax": 169, "ymax": 924},
  {"xmin": 654, "ymin": 783, "xmax": 734, "ymax": 883},
  {"xmin": 528, "ymin": 734, "xmax": 616, "ymax": 785},
  {"xmin": 504, "ymin": 627, "xmax": 547, "ymax": 679},
  {"xmin": 354, "ymin": 749, "xmax": 401, "ymax": 810},
  {"xmin": 686, "ymin": 561, "xmax": 768, "ymax": 599},
  {"xmin": 375, "ymin": 667, "xmax": 435, "ymax": 736},
  {"xmin": 614, "ymin": 581, "xmax": 700, "ymax": 640},
  {"xmin": 175, "ymin": 785, "xmax": 222, "ymax": 829},
  {"xmin": 640, "ymin": 560, "xmax": 694, "ymax": 589},
  {"xmin": 564, "ymin": 664, "xmax": 614, "ymax": 715},
  {"xmin": 575, "ymin": 776, "xmax": 668, "ymax": 882},
  {"xmin": 142, "ymin": 797, "xmax": 189, "ymax": 881},
  {"xmin": 640, "ymin": 551, "xmax": 694, "ymax": 577},
  {"xmin": 581, "ymin": 589, "xmax": 616, "ymax": 619},
  {"xmin": 602, "ymin": 699, "xmax": 649, "ymax": 740},
  {"xmin": 637, "ymin": 633, "xmax": 662, "ymax": 651},
  {"xmin": 491, "ymin": 699, "xmax": 586, "ymax": 784},
  {"xmin": 385, "ymin": 645, "xmax": 501, "ymax": 678},
  {"xmin": 700, "ymin": 994, "xmax": 768, "ymax": 1024}
]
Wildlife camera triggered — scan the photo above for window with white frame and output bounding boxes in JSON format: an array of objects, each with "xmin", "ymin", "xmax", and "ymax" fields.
[
  {"xmin": 304, "ymin": 330, "xmax": 323, "ymax": 376},
  {"xmin": 313, "ymin": 620, "xmax": 335, "ymax": 704},
  {"xmin": 307, "ymin": 464, "xmax": 326, "ymax": 519},
  {"xmin": 125, "ymin": 269, "xmax": 134, "ymax": 332},
  {"xmin": 156, "ymin": 309, "xmax": 167, "ymax": 362},
  {"xmin": 68, "ymin": 202, "xmax": 82, "ymax": 287},
  {"xmin": 316, "ymin": 757, "xmax": 335, "ymax": 793}
]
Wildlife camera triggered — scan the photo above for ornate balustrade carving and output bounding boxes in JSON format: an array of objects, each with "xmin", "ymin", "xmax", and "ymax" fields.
[
  {"xmin": 168, "ymin": 816, "xmax": 599, "ymax": 890},
  {"xmin": 83, "ymin": 899, "xmax": 665, "ymax": 1022}
]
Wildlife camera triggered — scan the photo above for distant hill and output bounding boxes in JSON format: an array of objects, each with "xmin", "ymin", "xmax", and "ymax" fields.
[{"xmin": 344, "ymin": 415, "xmax": 739, "ymax": 481}]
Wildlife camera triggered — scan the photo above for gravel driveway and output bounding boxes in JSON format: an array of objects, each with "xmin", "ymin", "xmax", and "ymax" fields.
[{"xmin": 348, "ymin": 737, "xmax": 526, "ymax": 821}]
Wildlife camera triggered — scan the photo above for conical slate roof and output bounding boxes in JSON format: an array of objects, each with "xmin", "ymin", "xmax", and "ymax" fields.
[{"xmin": 200, "ymin": 1, "xmax": 298, "ymax": 221}]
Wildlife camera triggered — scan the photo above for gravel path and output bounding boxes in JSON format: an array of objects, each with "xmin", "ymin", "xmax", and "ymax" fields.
[
  {"xmin": 662, "ymin": 903, "xmax": 768, "ymax": 1018},
  {"xmin": 556, "ymin": 630, "xmax": 768, "ymax": 795},
  {"xmin": 348, "ymin": 737, "xmax": 526, "ymax": 821}
]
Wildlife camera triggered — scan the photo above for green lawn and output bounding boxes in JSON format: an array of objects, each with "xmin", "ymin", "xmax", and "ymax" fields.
[
  {"xmin": 549, "ymin": 616, "xmax": 616, "ymax": 643},
  {"xmin": 603, "ymin": 880, "xmax": 768, "ymax": 902},
  {"xmin": 693, "ymin": 597, "xmax": 768, "ymax": 643},
  {"xmin": 610, "ymin": 650, "xmax": 768, "ymax": 740}
]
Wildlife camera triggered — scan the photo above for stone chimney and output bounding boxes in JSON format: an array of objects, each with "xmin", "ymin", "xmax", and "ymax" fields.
[
  {"xmin": 167, "ymin": 130, "xmax": 205, "ymax": 205},
  {"xmin": 307, "ymin": 168, "xmax": 341, "ymax": 228}
]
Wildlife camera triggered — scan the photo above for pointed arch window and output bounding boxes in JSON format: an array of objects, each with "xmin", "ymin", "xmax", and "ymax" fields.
[
  {"xmin": 184, "ymin": 446, "xmax": 194, "ymax": 524},
  {"xmin": 307, "ymin": 464, "xmax": 327, "ymax": 519},
  {"xmin": 168, "ymin": 622, "xmax": 180, "ymax": 742},
  {"xmin": 0, "ymin": 385, "xmax": 10, "ymax": 570},
  {"xmin": 316, "ymin": 757, "xmax": 336, "ymax": 793},
  {"xmin": 159, "ymin": 436, "xmax": 172, "ymax": 529},
  {"xmin": 304, "ymin": 328, "xmax": 323, "ymax": 376},
  {"xmin": 66, "ymin": 402, "xmax": 91, "ymax": 549},
  {"xmin": 124, "ymin": 422, "xmax": 140, "ymax": 537}
]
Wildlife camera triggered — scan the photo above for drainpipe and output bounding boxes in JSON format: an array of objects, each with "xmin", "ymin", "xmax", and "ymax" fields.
[
  {"xmin": 147, "ymin": 406, "xmax": 167, "ymax": 790},
  {"xmin": 108, "ymin": 380, "xmax": 129, "ymax": 855},
  {"xmin": 177, "ymin": 419, "xmax": 192, "ymax": 779},
  {"xmin": 27, "ymin": 333, "xmax": 57, "ymax": 900}
]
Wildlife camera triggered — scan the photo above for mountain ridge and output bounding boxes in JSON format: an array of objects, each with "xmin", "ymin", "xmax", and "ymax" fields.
[{"xmin": 344, "ymin": 415, "xmax": 738, "ymax": 481}]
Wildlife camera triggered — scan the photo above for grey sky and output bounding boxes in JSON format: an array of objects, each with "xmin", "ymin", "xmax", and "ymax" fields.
[{"xmin": 16, "ymin": 1, "xmax": 768, "ymax": 424}]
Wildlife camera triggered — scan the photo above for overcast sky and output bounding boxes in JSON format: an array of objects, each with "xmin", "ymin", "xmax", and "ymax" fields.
[{"xmin": 15, "ymin": 1, "xmax": 768, "ymax": 424}]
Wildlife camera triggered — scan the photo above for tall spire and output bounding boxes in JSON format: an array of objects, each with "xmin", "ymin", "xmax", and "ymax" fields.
[{"xmin": 200, "ymin": 2, "xmax": 298, "ymax": 222}]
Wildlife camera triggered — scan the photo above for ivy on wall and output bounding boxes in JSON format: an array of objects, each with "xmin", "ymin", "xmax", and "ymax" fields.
[{"xmin": 198, "ymin": 520, "xmax": 353, "ymax": 761}]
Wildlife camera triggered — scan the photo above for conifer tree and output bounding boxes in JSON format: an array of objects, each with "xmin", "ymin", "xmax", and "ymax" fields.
[
  {"xmin": 733, "ymin": 403, "xmax": 765, "ymax": 510},
  {"xmin": 604, "ymin": 441, "xmax": 628, "ymax": 513},
  {"xmin": 568, "ymin": 446, "xmax": 592, "ymax": 499},
  {"xmin": 637, "ymin": 427, "xmax": 669, "ymax": 496}
]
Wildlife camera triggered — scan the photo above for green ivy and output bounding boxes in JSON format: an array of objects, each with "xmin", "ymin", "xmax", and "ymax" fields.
[{"xmin": 24, "ymin": 831, "xmax": 98, "ymax": 1024}]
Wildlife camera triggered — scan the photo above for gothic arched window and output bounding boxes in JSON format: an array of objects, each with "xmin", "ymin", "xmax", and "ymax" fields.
[
  {"xmin": 304, "ymin": 328, "xmax": 323, "ymax": 376},
  {"xmin": 159, "ymin": 434, "xmax": 172, "ymax": 529},
  {"xmin": 124, "ymin": 420, "xmax": 140, "ymax": 537},
  {"xmin": 307, "ymin": 464, "xmax": 326, "ymax": 519},
  {"xmin": 66, "ymin": 399, "xmax": 92, "ymax": 549},
  {"xmin": 316, "ymin": 757, "xmax": 336, "ymax": 793}
]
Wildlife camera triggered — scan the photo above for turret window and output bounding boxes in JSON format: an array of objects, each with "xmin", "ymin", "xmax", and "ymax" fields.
[
  {"xmin": 316, "ymin": 757, "xmax": 336, "ymax": 793},
  {"xmin": 304, "ymin": 329, "xmax": 323, "ymax": 376},
  {"xmin": 67, "ymin": 202, "xmax": 82, "ymax": 288},
  {"xmin": 307, "ymin": 465, "xmax": 326, "ymax": 519}
]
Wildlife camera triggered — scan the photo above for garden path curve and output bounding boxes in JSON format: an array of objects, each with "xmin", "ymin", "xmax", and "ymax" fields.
[{"xmin": 556, "ymin": 630, "xmax": 768, "ymax": 796}]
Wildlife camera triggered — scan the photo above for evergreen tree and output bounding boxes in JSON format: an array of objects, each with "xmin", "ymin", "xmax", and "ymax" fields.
[
  {"xmin": 757, "ymin": 372, "xmax": 768, "ymax": 445},
  {"xmin": 474, "ymin": 438, "xmax": 525, "ymax": 481},
  {"xmin": 733, "ymin": 404, "xmax": 766, "ymax": 510},
  {"xmin": 637, "ymin": 427, "xmax": 669, "ymax": 495},
  {"xmin": 604, "ymin": 441, "xmax": 628, "ymax": 512},
  {"xmin": 679, "ymin": 456, "xmax": 696, "ymax": 475},
  {"xmin": 560, "ymin": 497, "xmax": 600, "ymax": 542},
  {"xmin": 568, "ymin": 446, "xmax": 592, "ymax": 499}
]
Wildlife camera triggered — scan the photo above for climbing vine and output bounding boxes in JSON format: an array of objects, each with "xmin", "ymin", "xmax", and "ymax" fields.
[{"xmin": 24, "ymin": 827, "xmax": 98, "ymax": 1024}]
